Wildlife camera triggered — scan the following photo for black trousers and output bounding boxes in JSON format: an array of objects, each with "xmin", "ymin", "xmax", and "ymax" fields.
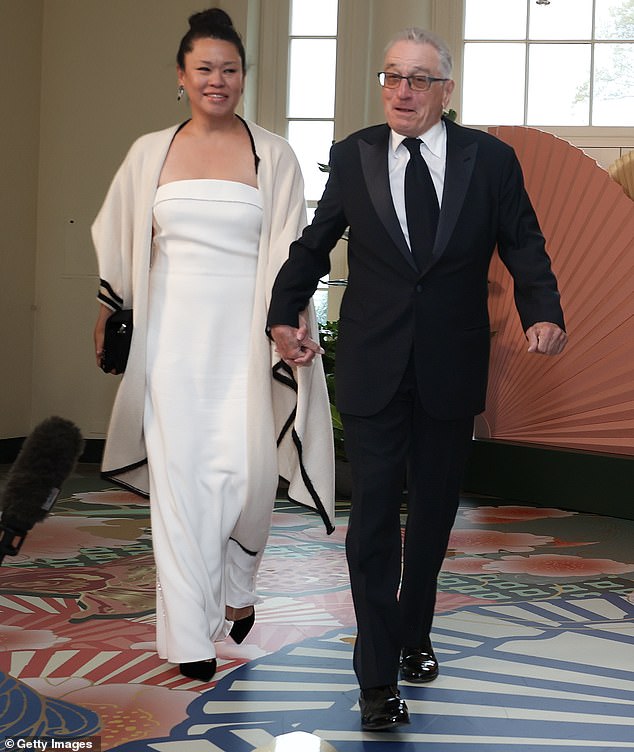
[{"xmin": 341, "ymin": 358, "xmax": 474, "ymax": 689}]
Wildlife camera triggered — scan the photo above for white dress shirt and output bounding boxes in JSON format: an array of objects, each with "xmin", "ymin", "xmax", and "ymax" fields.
[{"xmin": 388, "ymin": 119, "xmax": 447, "ymax": 250}]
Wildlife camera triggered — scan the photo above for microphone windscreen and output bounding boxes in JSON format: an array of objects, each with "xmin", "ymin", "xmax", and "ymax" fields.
[{"xmin": 0, "ymin": 416, "xmax": 84, "ymax": 533}]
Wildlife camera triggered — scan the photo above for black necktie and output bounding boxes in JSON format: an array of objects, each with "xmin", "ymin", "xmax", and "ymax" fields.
[{"xmin": 402, "ymin": 137, "xmax": 439, "ymax": 270}]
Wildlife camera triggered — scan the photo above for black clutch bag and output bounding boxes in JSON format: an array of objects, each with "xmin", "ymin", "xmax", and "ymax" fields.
[{"xmin": 101, "ymin": 309, "xmax": 133, "ymax": 374}]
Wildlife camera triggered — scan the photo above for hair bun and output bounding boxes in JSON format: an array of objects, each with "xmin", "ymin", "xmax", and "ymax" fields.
[
  {"xmin": 176, "ymin": 5, "xmax": 245, "ymax": 70},
  {"xmin": 188, "ymin": 7, "xmax": 234, "ymax": 31}
]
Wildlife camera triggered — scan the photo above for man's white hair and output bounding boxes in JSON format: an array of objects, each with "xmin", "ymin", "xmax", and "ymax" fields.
[{"xmin": 385, "ymin": 28, "xmax": 453, "ymax": 78}]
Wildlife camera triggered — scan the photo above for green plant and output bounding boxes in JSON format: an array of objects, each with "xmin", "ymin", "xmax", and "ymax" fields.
[{"xmin": 319, "ymin": 320, "xmax": 346, "ymax": 461}]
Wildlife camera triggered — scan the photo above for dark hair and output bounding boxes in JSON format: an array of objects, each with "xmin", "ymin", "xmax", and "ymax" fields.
[{"xmin": 176, "ymin": 7, "xmax": 246, "ymax": 72}]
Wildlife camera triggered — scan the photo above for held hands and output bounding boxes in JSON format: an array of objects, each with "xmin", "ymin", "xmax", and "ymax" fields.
[
  {"xmin": 526, "ymin": 321, "xmax": 568, "ymax": 355},
  {"xmin": 270, "ymin": 313, "xmax": 324, "ymax": 368}
]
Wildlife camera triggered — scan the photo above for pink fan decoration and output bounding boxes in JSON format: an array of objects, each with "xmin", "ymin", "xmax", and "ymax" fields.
[{"xmin": 477, "ymin": 126, "xmax": 634, "ymax": 456}]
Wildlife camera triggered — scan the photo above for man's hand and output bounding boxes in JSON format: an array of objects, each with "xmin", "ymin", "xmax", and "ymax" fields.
[
  {"xmin": 270, "ymin": 316, "xmax": 324, "ymax": 368},
  {"xmin": 526, "ymin": 321, "xmax": 568, "ymax": 355}
]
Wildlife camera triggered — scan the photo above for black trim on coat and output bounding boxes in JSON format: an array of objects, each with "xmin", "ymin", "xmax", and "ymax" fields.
[
  {"xmin": 228, "ymin": 536, "xmax": 258, "ymax": 557},
  {"xmin": 98, "ymin": 278, "xmax": 123, "ymax": 310},
  {"xmin": 272, "ymin": 360, "xmax": 335, "ymax": 535},
  {"xmin": 101, "ymin": 459, "xmax": 149, "ymax": 499}
]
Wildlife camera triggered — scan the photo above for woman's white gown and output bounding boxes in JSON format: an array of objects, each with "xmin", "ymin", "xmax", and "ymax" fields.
[{"xmin": 144, "ymin": 179, "xmax": 263, "ymax": 663}]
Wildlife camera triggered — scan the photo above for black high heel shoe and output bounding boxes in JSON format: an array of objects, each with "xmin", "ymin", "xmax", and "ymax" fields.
[
  {"xmin": 179, "ymin": 658, "xmax": 217, "ymax": 682},
  {"xmin": 229, "ymin": 609, "xmax": 255, "ymax": 644}
]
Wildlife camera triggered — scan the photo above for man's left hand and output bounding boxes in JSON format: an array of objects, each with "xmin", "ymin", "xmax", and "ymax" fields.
[{"xmin": 526, "ymin": 322, "xmax": 568, "ymax": 355}]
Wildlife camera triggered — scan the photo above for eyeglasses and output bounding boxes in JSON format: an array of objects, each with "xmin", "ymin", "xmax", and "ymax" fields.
[{"xmin": 377, "ymin": 71, "xmax": 449, "ymax": 92}]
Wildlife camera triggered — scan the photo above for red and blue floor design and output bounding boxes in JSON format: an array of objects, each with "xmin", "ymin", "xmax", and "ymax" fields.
[{"xmin": 1, "ymin": 465, "xmax": 633, "ymax": 750}]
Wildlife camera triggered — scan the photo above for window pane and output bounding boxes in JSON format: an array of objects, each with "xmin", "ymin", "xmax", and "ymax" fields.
[
  {"xmin": 288, "ymin": 39, "xmax": 336, "ymax": 118},
  {"xmin": 527, "ymin": 44, "xmax": 590, "ymax": 125},
  {"xmin": 593, "ymin": 43, "xmax": 634, "ymax": 124},
  {"xmin": 529, "ymin": 0, "xmax": 592, "ymax": 39},
  {"xmin": 291, "ymin": 0, "xmax": 338, "ymax": 36},
  {"xmin": 288, "ymin": 120, "xmax": 334, "ymax": 202},
  {"xmin": 595, "ymin": 0, "xmax": 634, "ymax": 40},
  {"xmin": 462, "ymin": 43, "xmax": 526, "ymax": 124},
  {"xmin": 464, "ymin": 0, "xmax": 526, "ymax": 40}
]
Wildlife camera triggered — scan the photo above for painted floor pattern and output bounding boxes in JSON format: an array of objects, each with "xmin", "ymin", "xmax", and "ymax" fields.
[{"xmin": 0, "ymin": 464, "xmax": 633, "ymax": 751}]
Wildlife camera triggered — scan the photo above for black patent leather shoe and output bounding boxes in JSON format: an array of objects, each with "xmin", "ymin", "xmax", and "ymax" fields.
[
  {"xmin": 179, "ymin": 658, "xmax": 217, "ymax": 682},
  {"xmin": 401, "ymin": 638, "xmax": 439, "ymax": 683},
  {"xmin": 229, "ymin": 609, "xmax": 255, "ymax": 644},
  {"xmin": 359, "ymin": 685, "xmax": 410, "ymax": 730}
]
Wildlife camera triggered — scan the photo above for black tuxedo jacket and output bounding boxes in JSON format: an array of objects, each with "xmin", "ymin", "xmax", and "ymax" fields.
[{"xmin": 268, "ymin": 117, "xmax": 565, "ymax": 420}]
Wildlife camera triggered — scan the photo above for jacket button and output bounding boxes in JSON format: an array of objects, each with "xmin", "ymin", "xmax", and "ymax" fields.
[{"xmin": 416, "ymin": 284, "xmax": 423, "ymax": 293}]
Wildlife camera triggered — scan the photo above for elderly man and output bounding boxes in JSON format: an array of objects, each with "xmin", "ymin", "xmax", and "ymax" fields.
[{"xmin": 267, "ymin": 28, "xmax": 566, "ymax": 730}]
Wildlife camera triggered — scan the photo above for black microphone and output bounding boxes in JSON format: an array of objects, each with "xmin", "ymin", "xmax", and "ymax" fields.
[{"xmin": 0, "ymin": 416, "xmax": 84, "ymax": 563}]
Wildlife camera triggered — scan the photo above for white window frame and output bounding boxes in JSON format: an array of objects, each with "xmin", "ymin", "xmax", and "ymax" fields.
[
  {"xmin": 257, "ymin": 0, "xmax": 351, "ymax": 319},
  {"xmin": 433, "ymin": 0, "xmax": 634, "ymax": 148}
]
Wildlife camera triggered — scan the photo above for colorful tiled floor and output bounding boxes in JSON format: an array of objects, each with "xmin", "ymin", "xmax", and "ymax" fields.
[{"xmin": 1, "ymin": 464, "xmax": 633, "ymax": 750}]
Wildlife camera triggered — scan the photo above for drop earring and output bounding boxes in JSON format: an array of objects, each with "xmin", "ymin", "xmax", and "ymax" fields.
[{"xmin": 177, "ymin": 85, "xmax": 185, "ymax": 102}]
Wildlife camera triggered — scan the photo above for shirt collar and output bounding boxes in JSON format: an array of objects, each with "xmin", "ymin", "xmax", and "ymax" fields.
[{"xmin": 390, "ymin": 119, "xmax": 445, "ymax": 159}]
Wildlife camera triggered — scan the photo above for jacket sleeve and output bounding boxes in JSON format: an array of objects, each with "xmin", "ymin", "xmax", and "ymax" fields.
[
  {"xmin": 495, "ymin": 146, "xmax": 565, "ymax": 331},
  {"xmin": 267, "ymin": 141, "xmax": 349, "ymax": 328},
  {"xmin": 91, "ymin": 145, "xmax": 139, "ymax": 312}
]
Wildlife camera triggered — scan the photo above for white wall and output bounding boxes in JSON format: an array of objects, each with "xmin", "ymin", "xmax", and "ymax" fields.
[{"xmin": 0, "ymin": 0, "xmax": 43, "ymax": 437}]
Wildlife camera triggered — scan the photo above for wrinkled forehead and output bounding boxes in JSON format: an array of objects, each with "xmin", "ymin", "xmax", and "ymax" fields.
[{"xmin": 383, "ymin": 40, "xmax": 441, "ymax": 75}]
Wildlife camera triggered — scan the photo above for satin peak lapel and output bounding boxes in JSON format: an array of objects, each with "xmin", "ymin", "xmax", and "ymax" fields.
[
  {"xmin": 359, "ymin": 135, "xmax": 416, "ymax": 271},
  {"xmin": 433, "ymin": 138, "xmax": 477, "ymax": 260}
]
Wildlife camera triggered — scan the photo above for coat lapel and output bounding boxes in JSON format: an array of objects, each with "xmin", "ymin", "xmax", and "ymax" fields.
[
  {"xmin": 433, "ymin": 119, "xmax": 478, "ymax": 262},
  {"xmin": 358, "ymin": 127, "xmax": 417, "ymax": 272},
  {"xmin": 357, "ymin": 120, "xmax": 478, "ymax": 275}
]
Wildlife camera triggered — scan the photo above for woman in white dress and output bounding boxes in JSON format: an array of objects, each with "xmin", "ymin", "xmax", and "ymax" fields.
[{"xmin": 92, "ymin": 8, "xmax": 334, "ymax": 683}]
